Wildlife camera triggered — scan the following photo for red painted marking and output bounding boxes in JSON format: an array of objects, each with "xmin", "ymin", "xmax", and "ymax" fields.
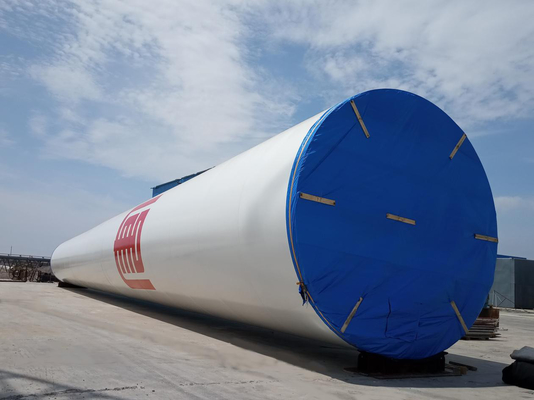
[{"xmin": 113, "ymin": 195, "xmax": 162, "ymax": 290}]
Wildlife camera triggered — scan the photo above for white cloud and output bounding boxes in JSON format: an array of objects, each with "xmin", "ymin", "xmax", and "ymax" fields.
[
  {"xmin": 1, "ymin": 0, "xmax": 532, "ymax": 181},
  {"xmin": 252, "ymin": 1, "xmax": 534, "ymax": 129},
  {"xmin": 0, "ymin": 128, "xmax": 14, "ymax": 147},
  {"xmin": 28, "ymin": 113, "xmax": 48, "ymax": 137},
  {"xmin": 0, "ymin": 55, "xmax": 23, "ymax": 80},
  {"xmin": 29, "ymin": 64, "xmax": 102, "ymax": 102},
  {"xmin": 495, "ymin": 196, "xmax": 534, "ymax": 212},
  {"xmin": 4, "ymin": 0, "xmax": 295, "ymax": 181}
]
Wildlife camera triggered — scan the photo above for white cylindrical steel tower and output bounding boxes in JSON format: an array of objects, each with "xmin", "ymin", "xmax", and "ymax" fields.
[{"xmin": 52, "ymin": 89, "xmax": 498, "ymax": 359}]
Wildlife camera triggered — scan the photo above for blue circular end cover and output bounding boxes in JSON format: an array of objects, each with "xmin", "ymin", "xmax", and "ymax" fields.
[{"xmin": 286, "ymin": 89, "xmax": 498, "ymax": 359}]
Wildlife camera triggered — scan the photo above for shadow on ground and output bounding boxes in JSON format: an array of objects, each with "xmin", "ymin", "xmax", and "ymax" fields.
[
  {"xmin": 0, "ymin": 370, "xmax": 138, "ymax": 400},
  {"xmin": 62, "ymin": 287, "xmax": 508, "ymax": 390}
]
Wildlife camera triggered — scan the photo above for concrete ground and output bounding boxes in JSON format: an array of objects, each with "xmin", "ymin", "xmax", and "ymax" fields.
[{"xmin": 1, "ymin": 283, "xmax": 533, "ymax": 400}]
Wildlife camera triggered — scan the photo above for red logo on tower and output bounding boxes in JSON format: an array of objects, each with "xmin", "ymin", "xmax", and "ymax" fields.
[{"xmin": 113, "ymin": 195, "xmax": 162, "ymax": 290}]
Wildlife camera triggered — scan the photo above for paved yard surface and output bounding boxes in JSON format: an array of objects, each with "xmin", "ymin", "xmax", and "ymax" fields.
[{"xmin": 1, "ymin": 282, "xmax": 533, "ymax": 399}]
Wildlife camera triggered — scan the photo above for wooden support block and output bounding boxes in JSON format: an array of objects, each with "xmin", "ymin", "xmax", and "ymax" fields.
[
  {"xmin": 451, "ymin": 301, "xmax": 469, "ymax": 334},
  {"xmin": 341, "ymin": 297, "xmax": 363, "ymax": 333},
  {"xmin": 299, "ymin": 192, "xmax": 336, "ymax": 206},
  {"xmin": 474, "ymin": 234, "xmax": 498, "ymax": 243},
  {"xmin": 449, "ymin": 133, "xmax": 467, "ymax": 160},
  {"xmin": 386, "ymin": 213, "xmax": 416, "ymax": 226},
  {"xmin": 448, "ymin": 361, "xmax": 478, "ymax": 371},
  {"xmin": 350, "ymin": 100, "xmax": 370, "ymax": 139}
]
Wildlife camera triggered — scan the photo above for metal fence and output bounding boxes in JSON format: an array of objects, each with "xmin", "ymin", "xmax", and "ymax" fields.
[{"xmin": 0, "ymin": 253, "xmax": 54, "ymax": 282}]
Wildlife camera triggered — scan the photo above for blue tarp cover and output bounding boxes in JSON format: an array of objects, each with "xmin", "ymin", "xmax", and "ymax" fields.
[{"xmin": 286, "ymin": 89, "xmax": 497, "ymax": 359}]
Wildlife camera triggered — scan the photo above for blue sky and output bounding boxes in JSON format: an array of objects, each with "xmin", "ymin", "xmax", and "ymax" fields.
[{"xmin": 0, "ymin": 0, "xmax": 533, "ymax": 258}]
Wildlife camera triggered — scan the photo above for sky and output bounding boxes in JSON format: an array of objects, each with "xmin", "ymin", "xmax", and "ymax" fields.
[{"xmin": 0, "ymin": 0, "xmax": 533, "ymax": 258}]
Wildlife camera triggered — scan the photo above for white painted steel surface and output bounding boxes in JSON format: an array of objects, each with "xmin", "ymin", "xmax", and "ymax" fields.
[{"xmin": 51, "ymin": 112, "xmax": 345, "ymax": 346}]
